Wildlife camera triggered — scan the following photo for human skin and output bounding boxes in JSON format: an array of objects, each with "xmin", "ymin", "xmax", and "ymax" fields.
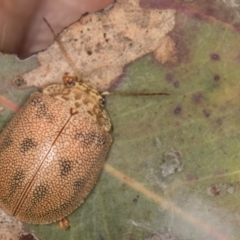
[{"xmin": 0, "ymin": 0, "xmax": 114, "ymax": 58}]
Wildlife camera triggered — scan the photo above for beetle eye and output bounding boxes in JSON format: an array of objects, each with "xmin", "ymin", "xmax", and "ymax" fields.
[
  {"xmin": 68, "ymin": 81, "xmax": 75, "ymax": 87},
  {"xmin": 99, "ymin": 98, "xmax": 105, "ymax": 105},
  {"xmin": 63, "ymin": 74, "xmax": 77, "ymax": 87}
]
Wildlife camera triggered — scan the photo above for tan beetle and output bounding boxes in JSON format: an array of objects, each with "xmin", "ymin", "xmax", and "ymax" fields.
[
  {"xmin": 0, "ymin": 18, "xmax": 115, "ymax": 226},
  {"xmin": 0, "ymin": 73, "xmax": 112, "ymax": 225}
]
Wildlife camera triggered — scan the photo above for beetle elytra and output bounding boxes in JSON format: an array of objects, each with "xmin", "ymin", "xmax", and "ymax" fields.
[{"xmin": 0, "ymin": 74, "xmax": 112, "ymax": 224}]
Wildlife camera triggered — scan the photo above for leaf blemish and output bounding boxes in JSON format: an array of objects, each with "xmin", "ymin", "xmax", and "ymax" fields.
[
  {"xmin": 174, "ymin": 106, "xmax": 182, "ymax": 115},
  {"xmin": 210, "ymin": 53, "xmax": 220, "ymax": 61},
  {"xmin": 213, "ymin": 74, "xmax": 220, "ymax": 81},
  {"xmin": 132, "ymin": 195, "xmax": 139, "ymax": 204},
  {"xmin": 192, "ymin": 92, "xmax": 204, "ymax": 104},
  {"xmin": 165, "ymin": 73, "xmax": 174, "ymax": 83},
  {"xmin": 173, "ymin": 81, "xmax": 179, "ymax": 88},
  {"xmin": 202, "ymin": 109, "xmax": 211, "ymax": 118}
]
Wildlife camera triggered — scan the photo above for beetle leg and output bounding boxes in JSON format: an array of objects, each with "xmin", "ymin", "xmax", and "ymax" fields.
[{"xmin": 58, "ymin": 217, "xmax": 71, "ymax": 230}]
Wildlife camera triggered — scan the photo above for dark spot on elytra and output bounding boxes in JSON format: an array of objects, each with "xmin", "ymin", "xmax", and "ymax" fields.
[
  {"xmin": 59, "ymin": 159, "xmax": 72, "ymax": 177},
  {"xmin": 0, "ymin": 135, "xmax": 13, "ymax": 152},
  {"xmin": 173, "ymin": 81, "xmax": 179, "ymax": 88},
  {"xmin": 31, "ymin": 97, "xmax": 44, "ymax": 107},
  {"xmin": 192, "ymin": 92, "xmax": 204, "ymax": 104},
  {"xmin": 203, "ymin": 109, "xmax": 210, "ymax": 118},
  {"xmin": 73, "ymin": 179, "xmax": 83, "ymax": 193},
  {"xmin": 31, "ymin": 97, "xmax": 48, "ymax": 118},
  {"xmin": 20, "ymin": 138, "xmax": 37, "ymax": 153},
  {"xmin": 33, "ymin": 184, "xmax": 49, "ymax": 201},
  {"xmin": 214, "ymin": 75, "xmax": 220, "ymax": 81},
  {"xmin": 75, "ymin": 131, "xmax": 105, "ymax": 146},
  {"xmin": 210, "ymin": 53, "xmax": 220, "ymax": 61},
  {"xmin": 10, "ymin": 169, "xmax": 25, "ymax": 192},
  {"xmin": 165, "ymin": 73, "xmax": 174, "ymax": 82},
  {"xmin": 37, "ymin": 175, "xmax": 91, "ymax": 219},
  {"xmin": 93, "ymin": 133, "xmax": 106, "ymax": 146},
  {"xmin": 174, "ymin": 106, "xmax": 182, "ymax": 115}
]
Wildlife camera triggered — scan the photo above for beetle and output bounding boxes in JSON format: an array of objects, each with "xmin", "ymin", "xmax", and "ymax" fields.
[{"xmin": 0, "ymin": 73, "xmax": 112, "ymax": 224}]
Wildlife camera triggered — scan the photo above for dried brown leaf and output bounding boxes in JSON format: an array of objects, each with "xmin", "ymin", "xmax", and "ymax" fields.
[{"xmin": 20, "ymin": 0, "xmax": 175, "ymax": 91}]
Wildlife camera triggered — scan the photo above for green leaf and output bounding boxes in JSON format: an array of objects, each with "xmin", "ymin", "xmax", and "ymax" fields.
[{"xmin": 0, "ymin": 53, "xmax": 38, "ymax": 129}]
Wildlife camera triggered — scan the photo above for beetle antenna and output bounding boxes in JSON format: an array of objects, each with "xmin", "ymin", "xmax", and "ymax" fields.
[
  {"xmin": 101, "ymin": 91, "xmax": 170, "ymax": 96},
  {"xmin": 43, "ymin": 17, "xmax": 81, "ymax": 82}
]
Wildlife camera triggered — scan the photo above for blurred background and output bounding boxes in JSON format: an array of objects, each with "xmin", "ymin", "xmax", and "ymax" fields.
[{"xmin": 0, "ymin": 0, "xmax": 114, "ymax": 58}]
